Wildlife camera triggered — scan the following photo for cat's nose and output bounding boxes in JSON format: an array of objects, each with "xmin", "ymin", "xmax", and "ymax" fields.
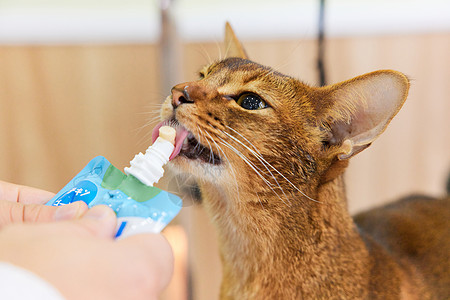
[{"xmin": 171, "ymin": 84, "xmax": 194, "ymax": 108}]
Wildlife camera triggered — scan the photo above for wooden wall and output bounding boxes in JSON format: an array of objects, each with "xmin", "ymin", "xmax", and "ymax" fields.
[
  {"xmin": 0, "ymin": 45, "xmax": 162, "ymax": 192},
  {"xmin": 0, "ymin": 32, "xmax": 449, "ymax": 300}
]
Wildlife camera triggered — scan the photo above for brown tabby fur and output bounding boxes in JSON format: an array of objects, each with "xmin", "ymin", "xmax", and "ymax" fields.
[{"xmin": 161, "ymin": 24, "xmax": 450, "ymax": 299}]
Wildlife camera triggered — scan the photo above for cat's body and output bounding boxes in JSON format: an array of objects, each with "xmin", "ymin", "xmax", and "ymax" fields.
[
  {"xmin": 160, "ymin": 24, "xmax": 450, "ymax": 299},
  {"xmin": 198, "ymin": 174, "xmax": 449, "ymax": 299},
  {"xmin": 355, "ymin": 195, "xmax": 450, "ymax": 299}
]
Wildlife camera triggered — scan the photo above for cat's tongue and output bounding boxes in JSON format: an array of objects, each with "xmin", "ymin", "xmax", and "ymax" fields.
[{"xmin": 152, "ymin": 122, "xmax": 189, "ymax": 160}]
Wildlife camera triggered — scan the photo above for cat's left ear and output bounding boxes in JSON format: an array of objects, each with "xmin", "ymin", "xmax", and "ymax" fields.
[
  {"xmin": 224, "ymin": 22, "xmax": 248, "ymax": 59},
  {"xmin": 317, "ymin": 70, "xmax": 409, "ymax": 160}
]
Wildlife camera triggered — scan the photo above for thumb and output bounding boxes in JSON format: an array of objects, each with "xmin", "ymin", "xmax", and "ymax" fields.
[
  {"xmin": 118, "ymin": 234, "xmax": 174, "ymax": 292},
  {"xmin": 73, "ymin": 205, "xmax": 118, "ymax": 238}
]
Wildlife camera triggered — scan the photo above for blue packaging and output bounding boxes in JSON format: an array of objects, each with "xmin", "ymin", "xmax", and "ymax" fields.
[{"xmin": 47, "ymin": 156, "xmax": 182, "ymax": 238}]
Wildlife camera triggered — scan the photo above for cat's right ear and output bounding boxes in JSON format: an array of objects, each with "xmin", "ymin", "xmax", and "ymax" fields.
[{"xmin": 224, "ymin": 22, "xmax": 248, "ymax": 59}]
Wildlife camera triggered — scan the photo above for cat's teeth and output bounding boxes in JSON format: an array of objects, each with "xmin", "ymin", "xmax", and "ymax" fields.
[{"xmin": 183, "ymin": 138, "xmax": 188, "ymax": 145}]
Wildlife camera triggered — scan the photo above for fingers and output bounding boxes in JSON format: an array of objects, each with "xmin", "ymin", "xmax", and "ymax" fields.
[
  {"xmin": 52, "ymin": 202, "xmax": 89, "ymax": 220},
  {"xmin": 0, "ymin": 193, "xmax": 116, "ymax": 237},
  {"xmin": 16, "ymin": 184, "xmax": 55, "ymax": 204},
  {"xmin": 0, "ymin": 180, "xmax": 55, "ymax": 204},
  {"xmin": 118, "ymin": 233, "xmax": 174, "ymax": 293},
  {"xmin": 74, "ymin": 205, "xmax": 118, "ymax": 238},
  {"xmin": 0, "ymin": 200, "xmax": 89, "ymax": 228},
  {"xmin": 24, "ymin": 201, "xmax": 88, "ymax": 222}
]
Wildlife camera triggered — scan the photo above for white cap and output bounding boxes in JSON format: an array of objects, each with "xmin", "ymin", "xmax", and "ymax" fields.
[{"xmin": 124, "ymin": 127, "xmax": 176, "ymax": 186}]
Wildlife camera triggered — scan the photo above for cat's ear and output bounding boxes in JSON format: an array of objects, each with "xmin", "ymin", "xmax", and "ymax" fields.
[
  {"xmin": 224, "ymin": 22, "xmax": 248, "ymax": 59},
  {"xmin": 318, "ymin": 70, "xmax": 409, "ymax": 160}
]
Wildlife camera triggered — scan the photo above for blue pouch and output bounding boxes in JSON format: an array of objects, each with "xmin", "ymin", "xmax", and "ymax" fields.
[{"xmin": 47, "ymin": 156, "xmax": 182, "ymax": 238}]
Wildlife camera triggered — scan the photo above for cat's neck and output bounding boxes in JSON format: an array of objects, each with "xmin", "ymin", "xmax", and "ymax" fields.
[{"xmin": 200, "ymin": 175, "xmax": 371, "ymax": 299}]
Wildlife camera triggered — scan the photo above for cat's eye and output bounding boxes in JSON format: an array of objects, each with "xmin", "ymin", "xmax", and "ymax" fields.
[{"xmin": 236, "ymin": 93, "xmax": 267, "ymax": 110}]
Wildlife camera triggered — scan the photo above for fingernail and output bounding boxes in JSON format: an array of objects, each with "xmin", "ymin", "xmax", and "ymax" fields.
[
  {"xmin": 83, "ymin": 205, "xmax": 113, "ymax": 220},
  {"xmin": 53, "ymin": 204, "xmax": 79, "ymax": 221}
]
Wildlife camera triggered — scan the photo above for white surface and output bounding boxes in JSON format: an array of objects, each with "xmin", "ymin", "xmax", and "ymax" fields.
[
  {"xmin": 0, "ymin": 0, "xmax": 449, "ymax": 44},
  {"xmin": 173, "ymin": 0, "xmax": 450, "ymax": 41},
  {"xmin": 0, "ymin": 2, "xmax": 161, "ymax": 44},
  {"xmin": 0, "ymin": 262, "xmax": 65, "ymax": 300}
]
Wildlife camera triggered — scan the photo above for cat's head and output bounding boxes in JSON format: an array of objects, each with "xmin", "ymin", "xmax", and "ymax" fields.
[{"xmin": 157, "ymin": 23, "xmax": 409, "ymax": 201}]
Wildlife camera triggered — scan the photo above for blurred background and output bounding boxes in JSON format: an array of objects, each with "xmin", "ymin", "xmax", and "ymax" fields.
[{"xmin": 0, "ymin": 0, "xmax": 449, "ymax": 299}]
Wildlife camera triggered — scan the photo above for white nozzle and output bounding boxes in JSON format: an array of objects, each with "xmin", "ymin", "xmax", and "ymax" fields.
[{"xmin": 124, "ymin": 126, "xmax": 176, "ymax": 186}]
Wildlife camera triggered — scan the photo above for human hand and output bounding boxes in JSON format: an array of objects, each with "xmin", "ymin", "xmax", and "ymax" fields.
[
  {"xmin": 0, "ymin": 205, "xmax": 173, "ymax": 300},
  {"xmin": 0, "ymin": 180, "xmax": 87, "ymax": 228}
]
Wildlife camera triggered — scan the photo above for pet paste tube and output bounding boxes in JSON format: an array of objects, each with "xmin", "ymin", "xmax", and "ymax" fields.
[{"xmin": 46, "ymin": 126, "xmax": 182, "ymax": 239}]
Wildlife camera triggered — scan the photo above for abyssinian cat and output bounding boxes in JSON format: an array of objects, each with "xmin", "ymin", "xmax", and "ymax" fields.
[{"xmin": 156, "ymin": 24, "xmax": 450, "ymax": 299}]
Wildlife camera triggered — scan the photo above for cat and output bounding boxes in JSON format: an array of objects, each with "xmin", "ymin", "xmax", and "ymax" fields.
[{"xmin": 158, "ymin": 23, "xmax": 450, "ymax": 299}]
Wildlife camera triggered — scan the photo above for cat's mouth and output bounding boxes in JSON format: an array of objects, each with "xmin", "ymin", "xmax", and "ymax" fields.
[{"xmin": 152, "ymin": 120, "xmax": 222, "ymax": 165}]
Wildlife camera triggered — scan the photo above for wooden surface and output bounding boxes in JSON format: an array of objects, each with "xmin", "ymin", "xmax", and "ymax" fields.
[
  {"xmin": 0, "ymin": 33, "xmax": 449, "ymax": 300},
  {"xmin": 0, "ymin": 45, "xmax": 163, "ymax": 191}
]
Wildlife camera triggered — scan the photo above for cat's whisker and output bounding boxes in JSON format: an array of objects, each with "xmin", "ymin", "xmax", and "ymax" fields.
[
  {"xmin": 142, "ymin": 102, "xmax": 165, "ymax": 108},
  {"xmin": 193, "ymin": 138, "xmax": 202, "ymax": 153},
  {"xmin": 133, "ymin": 120, "xmax": 153, "ymax": 134},
  {"xmin": 136, "ymin": 110, "xmax": 162, "ymax": 116},
  {"xmin": 138, "ymin": 118, "xmax": 180, "ymax": 147},
  {"xmin": 193, "ymin": 126, "xmax": 207, "ymax": 156},
  {"xmin": 270, "ymin": 41, "xmax": 304, "ymax": 74},
  {"xmin": 133, "ymin": 113, "xmax": 165, "ymax": 143},
  {"xmin": 197, "ymin": 44, "xmax": 213, "ymax": 66},
  {"xmin": 143, "ymin": 115, "xmax": 165, "ymax": 125},
  {"xmin": 262, "ymin": 69, "xmax": 277, "ymax": 80},
  {"xmin": 225, "ymin": 126, "xmax": 319, "ymax": 203},
  {"xmin": 218, "ymin": 144, "xmax": 287, "ymax": 209},
  {"xmin": 138, "ymin": 104, "xmax": 165, "ymax": 113},
  {"xmin": 132, "ymin": 111, "xmax": 163, "ymax": 134},
  {"xmin": 218, "ymin": 140, "xmax": 271, "ymax": 190},
  {"xmin": 221, "ymin": 129, "xmax": 286, "ymax": 185},
  {"xmin": 213, "ymin": 39, "xmax": 223, "ymax": 61},
  {"xmin": 197, "ymin": 127, "xmax": 236, "ymax": 190},
  {"xmin": 168, "ymin": 119, "xmax": 179, "ymax": 128},
  {"xmin": 217, "ymin": 136, "xmax": 290, "ymax": 208},
  {"xmin": 133, "ymin": 118, "xmax": 163, "ymax": 147},
  {"xmin": 136, "ymin": 131, "xmax": 154, "ymax": 148},
  {"xmin": 255, "ymin": 191, "xmax": 265, "ymax": 210},
  {"xmin": 217, "ymin": 136, "xmax": 271, "ymax": 186},
  {"xmin": 264, "ymin": 58, "xmax": 298, "ymax": 79},
  {"xmin": 222, "ymin": 128, "xmax": 291, "ymax": 207},
  {"xmin": 223, "ymin": 39, "xmax": 233, "ymax": 61},
  {"xmin": 194, "ymin": 126, "xmax": 204, "ymax": 154},
  {"xmin": 203, "ymin": 129, "xmax": 241, "ymax": 200},
  {"xmin": 197, "ymin": 126, "xmax": 215, "ymax": 165},
  {"xmin": 221, "ymin": 129, "xmax": 291, "ymax": 206}
]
